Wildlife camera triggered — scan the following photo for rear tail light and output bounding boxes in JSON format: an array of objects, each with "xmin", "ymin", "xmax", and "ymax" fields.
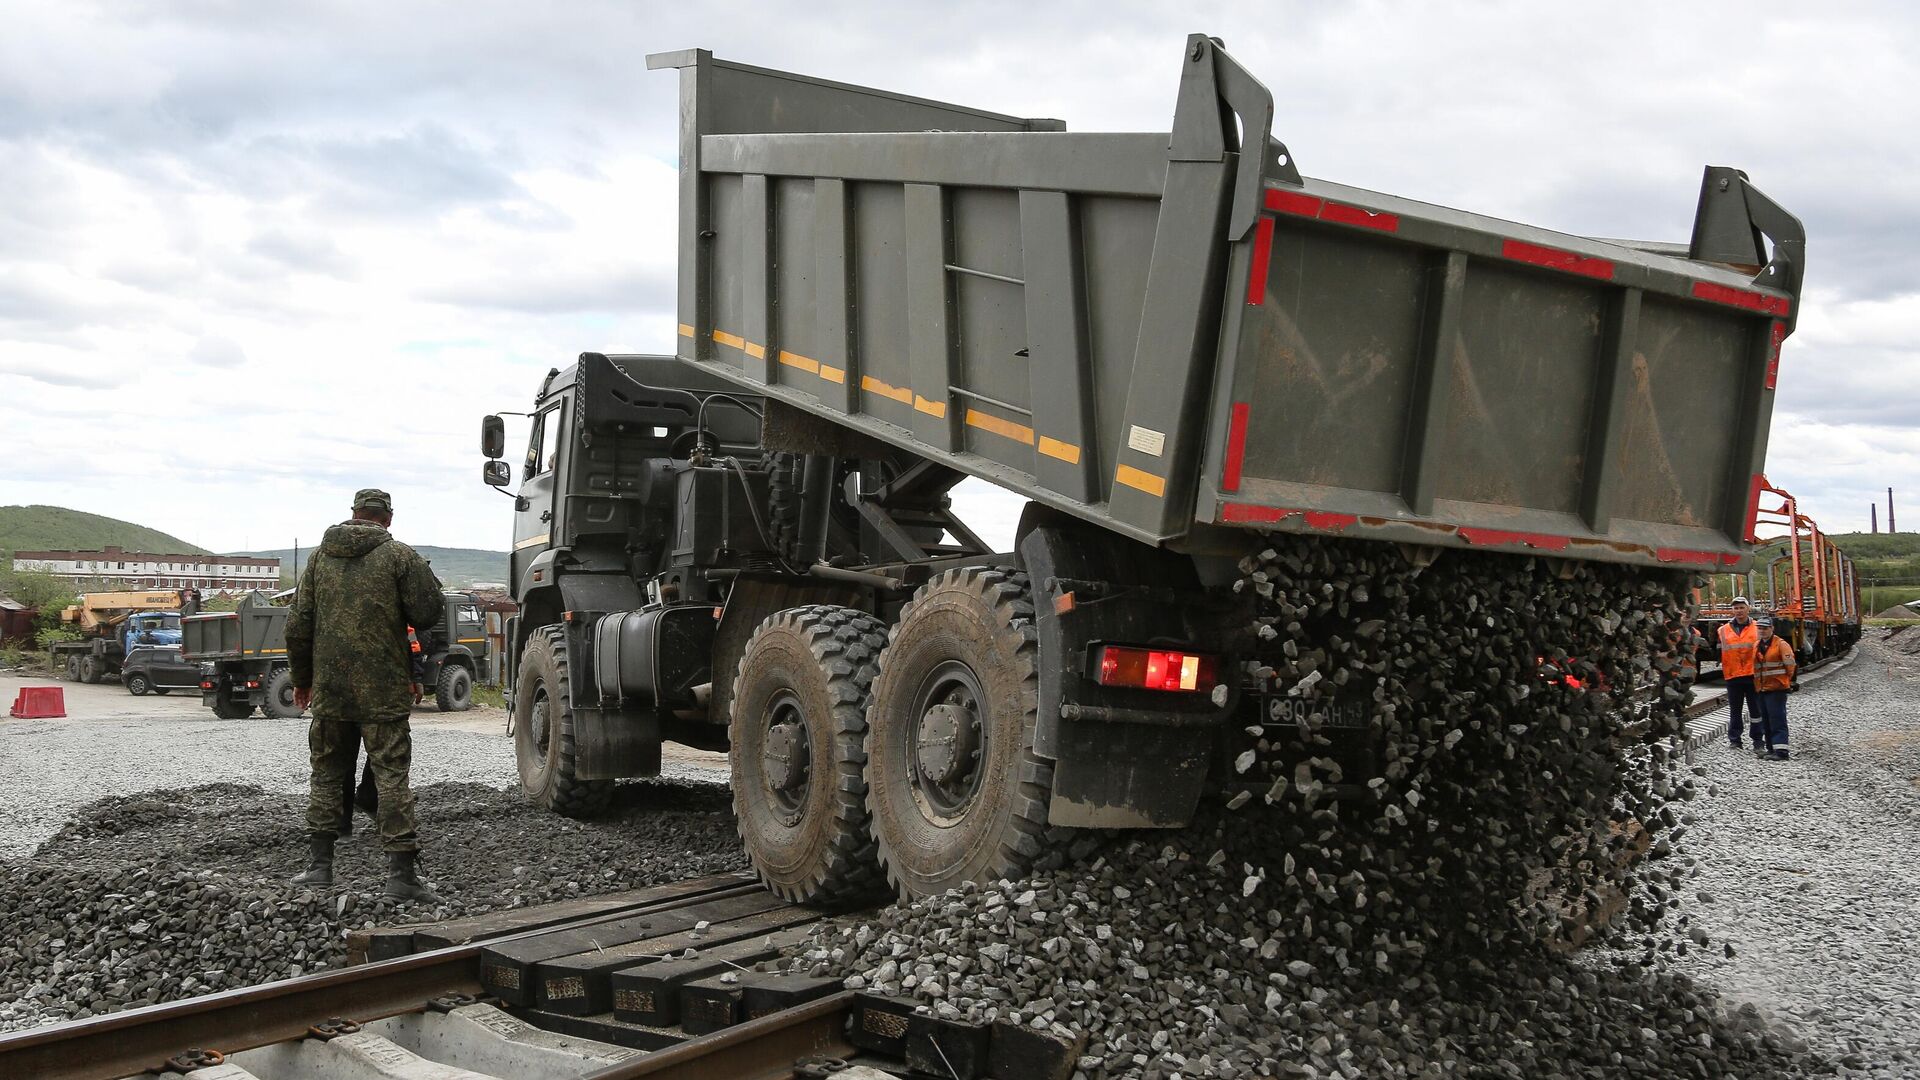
[
  {"xmin": 1094, "ymin": 645, "xmax": 1219, "ymax": 693},
  {"xmin": 245, "ymin": 680, "xmax": 260, "ymax": 689},
  {"xmin": 199, "ymin": 681, "xmax": 213, "ymax": 690}
]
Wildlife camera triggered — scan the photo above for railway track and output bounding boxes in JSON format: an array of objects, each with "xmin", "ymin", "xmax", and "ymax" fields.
[{"xmin": 0, "ymin": 870, "xmax": 1074, "ymax": 1080}]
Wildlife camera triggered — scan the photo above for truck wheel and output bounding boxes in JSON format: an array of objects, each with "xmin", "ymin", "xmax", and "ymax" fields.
[
  {"xmin": 512, "ymin": 626, "xmax": 613, "ymax": 818},
  {"xmin": 766, "ymin": 453, "xmax": 804, "ymax": 566},
  {"xmin": 64, "ymin": 656, "xmax": 81, "ymax": 681},
  {"xmin": 864, "ymin": 567, "xmax": 1058, "ymax": 899},
  {"xmin": 730, "ymin": 606, "xmax": 888, "ymax": 907},
  {"xmin": 81, "ymin": 657, "xmax": 104, "ymax": 684},
  {"xmin": 125, "ymin": 672, "xmax": 151, "ymax": 696},
  {"xmin": 436, "ymin": 664, "xmax": 474, "ymax": 712},
  {"xmin": 264, "ymin": 669, "xmax": 303, "ymax": 718}
]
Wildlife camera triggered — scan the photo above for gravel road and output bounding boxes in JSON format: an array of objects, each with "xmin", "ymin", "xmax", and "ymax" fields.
[
  {"xmin": 0, "ymin": 673, "xmax": 727, "ymax": 858},
  {"xmin": 1668, "ymin": 630, "xmax": 1920, "ymax": 1077}
]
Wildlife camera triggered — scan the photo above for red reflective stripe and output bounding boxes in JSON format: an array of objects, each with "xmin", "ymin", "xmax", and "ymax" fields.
[
  {"xmin": 1500, "ymin": 239, "xmax": 1614, "ymax": 280},
  {"xmin": 1262, "ymin": 188, "xmax": 1398, "ymax": 232},
  {"xmin": 1318, "ymin": 202, "xmax": 1400, "ymax": 232},
  {"xmin": 1221, "ymin": 501, "xmax": 1285, "ymax": 524},
  {"xmin": 1744, "ymin": 473, "xmax": 1765, "ymax": 543},
  {"xmin": 1765, "ymin": 320, "xmax": 1787, "ymax": 389},
  {"xmin": 1457, "ymin": 527, "xmax": 1572, "ymax": 551},
  {"xmin": 1691, "ymin": 280, "xmax": 1791, "ymax": 317},
  {"xmin": 1221, "ymin": 402, "xmax": 1251, "ymax": 492},
  {"xmin": 1219, "ymin": 503, "xmax": 1355, "ymax": 530},
  {"xmin": 1246, "ymin": 216, "xmax": 1275, "ymax": 306},
  {"xmin": 1300, "ymin": 511, "xmax": 1358, "ymax": 531},
  {"xmin": 1658, "ymin": 548, "xmax": 1741, "ymax": 566},
  {"xmin": 1265, "ymin": 189, "xmax": 1323, "ymax": 217}
]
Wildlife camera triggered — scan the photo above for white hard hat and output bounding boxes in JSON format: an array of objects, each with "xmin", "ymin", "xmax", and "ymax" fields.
[{"xmin": 1732, "ymin": 596, "xmax": 1750, "ymax": 605}]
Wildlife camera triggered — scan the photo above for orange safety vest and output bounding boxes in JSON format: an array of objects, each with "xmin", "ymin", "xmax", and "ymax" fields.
[
  {"xmin": 1754, "ymin": 636, "xmax": 1796, "ymax": 692},
  {"xmin": 1717, "ymin": 620, "xmax": 1759, "ymax": 679}
]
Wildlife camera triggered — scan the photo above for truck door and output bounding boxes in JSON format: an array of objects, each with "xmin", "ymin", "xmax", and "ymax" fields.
[{"xmin": 511, "ymin": 396, "xmax": 568, "ymax": 589}]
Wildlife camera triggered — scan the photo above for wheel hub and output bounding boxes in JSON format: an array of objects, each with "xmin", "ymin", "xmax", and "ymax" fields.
[
  {"xmin": 907, "ymin": 662, "xmax": 988, "ymax": 820},
  {"xmin": 916, "ymin": 703, "xmax": 976, "ymax": 784},
  {"xmin": 764, "ymin": 721, "xmax": 808, "ymax": 791},
  {"xmin": 762, "ymin": 691, "xmax": 812, "ymax": 822}
]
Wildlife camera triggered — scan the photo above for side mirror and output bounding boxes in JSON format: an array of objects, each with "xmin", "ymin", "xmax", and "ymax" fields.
[
  {"xmin": 481, "ymin": 415, "xmax": 506, "ymax": 459},
  {"xmin": 483, "ymin": 460, "xmax": 512, "ymax": 488}
]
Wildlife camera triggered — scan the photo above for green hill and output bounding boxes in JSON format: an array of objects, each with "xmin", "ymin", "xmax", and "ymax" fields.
[
  {"xmin": 0, "ymin": 505, "xmax": 207, "ymax": 556},
  {"xmin": 1830, "ymin": 532, "xmax": 1920, "ymax": 613},
  {"xmin": 238, "ymin": 546, "xmax": 508, "ymax": 588}
]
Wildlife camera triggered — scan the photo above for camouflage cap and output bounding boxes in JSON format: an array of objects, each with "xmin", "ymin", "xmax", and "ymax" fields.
[{"xmin": 352, "ymin": 488, "xmax": 393, "ymax": 512}]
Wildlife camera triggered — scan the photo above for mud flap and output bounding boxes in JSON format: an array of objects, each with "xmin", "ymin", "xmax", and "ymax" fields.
[
  {"xmin": 1018, "ymin": 507, "xmax": 1238, "ymax": 829},
  {"xmin": 1047, "ymin": 722, "xmax": 1213, "ymax": 828},
  {"xmin": 574, "ymin": 704, "xmax": 663, "ymax": 780}
]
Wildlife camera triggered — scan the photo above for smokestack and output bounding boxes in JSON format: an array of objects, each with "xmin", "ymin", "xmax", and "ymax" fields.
[
  {"xmin": 1892, "ymin": 488, "xmax": 1899, "ymax": 534},
  {"xmin": 1872, "ymin": 504, "xmax": 1879, "ymax": 533}
]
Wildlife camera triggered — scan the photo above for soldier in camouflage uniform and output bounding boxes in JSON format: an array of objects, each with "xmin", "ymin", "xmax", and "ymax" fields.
[{"xmin": 286, "ymin": 489, "xmax": 445, "ymax": 901}]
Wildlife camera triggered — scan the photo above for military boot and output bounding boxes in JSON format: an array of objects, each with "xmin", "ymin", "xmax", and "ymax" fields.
[
  {"xmin": 384, "ymin": 851, "xmax": 440, "ymax": 903},
  {"xmin": 291, "ymin": 833, "xmax": 334, "ymax": 888}
]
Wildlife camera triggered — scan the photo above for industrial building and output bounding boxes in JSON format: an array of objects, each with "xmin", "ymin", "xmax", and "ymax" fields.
[{"xmin": 10, "ymin": 546, "xmax": 280, "ymax": 591}]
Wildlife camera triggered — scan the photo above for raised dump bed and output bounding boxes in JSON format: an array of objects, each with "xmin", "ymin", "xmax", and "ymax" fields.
[{"xmin": 651, "ymin": 33, "xmax": 1803, "ymax": 571}]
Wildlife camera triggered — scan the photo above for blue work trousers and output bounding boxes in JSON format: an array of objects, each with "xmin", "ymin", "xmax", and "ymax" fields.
[
  {"xmin": 1753, "ymin": 691, "xmax": 1790, "ymax": 755},
  {"xmin": 1725, "ymin": 676, "xmax": 1760, "ymax": 746}
]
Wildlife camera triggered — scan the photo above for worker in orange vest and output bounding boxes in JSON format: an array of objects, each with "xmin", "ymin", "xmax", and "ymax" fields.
[
  {"xmin": 1718, "ymin": 597, "xmax": 1761, "ymax": 751},
  {"xmin": 1751, "ymin": 617, "xmax": 1797, "ymax": 760}
]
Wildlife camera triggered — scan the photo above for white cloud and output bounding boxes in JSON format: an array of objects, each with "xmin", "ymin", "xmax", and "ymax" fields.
[{"xmin": 0, "ymin": 0, "xmax": 1914, "ymax": 557}]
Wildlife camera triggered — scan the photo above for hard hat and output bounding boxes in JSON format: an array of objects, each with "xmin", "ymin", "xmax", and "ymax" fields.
[
  {"xmin": 1755, "ymin": 616, "xmax": 1773, "ymax": 628},
  {"xmin": 1731, "ymin": 595, "xmax": 1750, "ymax": 605}
]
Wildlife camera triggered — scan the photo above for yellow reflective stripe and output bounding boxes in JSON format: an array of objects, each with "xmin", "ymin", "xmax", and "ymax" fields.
[
  {"xmin": 964, "ymin": 408, "xmax": 1033, "ymax": 446},
  {"xmin": 1115, "ymin": 463, "xmax": 1165, "ymax": 497},
  {"xmin": 677, "ymin": 323, "xmax": 695, "ymax": 338},
  {"xmin": 514, "ymin": 533, "xmax": 550, "ymax": 550},
  {"xmin": 457, "ymin": 637, "xmax": 485, "ymax": 644},
  {"xmin": 1037, "ymin": 436, "xmax": 1081, "ymax": 464},
  {"xmin": 860, "ymin": 375, "xmax": 913, "ymax": 405},
  {"xmin": 744, "ymin": 341, "xmax": 766, "ymax": 359},
  {"xmin": 711, "ymin": 329, "xmax": 747, "ymax": 351},
  {"xmin": 913, "ymin": 395, "xmax": 947, "ymax": 418},
  {"xmin": 778, "ymin": 349, "xmax": 818, "ymax": 375}
]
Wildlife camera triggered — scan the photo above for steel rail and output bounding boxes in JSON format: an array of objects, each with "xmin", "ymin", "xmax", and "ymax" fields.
[
  {"xmin": 0, "ymin": 879, "xmax": 770, "ymax": 1080},
  {"xmin": 581, "ymin": 992, "xmax": 858, "ymax": 1080},
  {"xmin": 0, "ymin": 943, "xmax": 484, "ymax": 1080}
]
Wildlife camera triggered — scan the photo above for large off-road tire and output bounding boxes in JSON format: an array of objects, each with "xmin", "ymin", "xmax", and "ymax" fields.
[
  {"xmin": 729, "ymin": 605, "xmax": 888, "ymax": 907},
  {"xmin": 81, "ymin": 657, "xmax": 104, "ymax": 684},
  {"xmin": 864, "ymin": 567, "xmax": 1057, "ymax": 899},
  {"xmin": 513, "ymin": 626, "xmax": 613, "ymax": 818},
  {"xmin": 63, "ymin": 656, "xmax": 81, "ymax": 681},
  {"xmin": 125, "ymin": 672, "xmax": 151, "ymax": 696},
  {"xmin": 766, "ymin": 452, "xmax": 805, "ymax": 566},
  {"xmin": 435, "ymin": 663, "xmax": 474, "ymax": 712},
  {"xmin": 264, "ymin": 668, "xmax": 303, "ymax": 718}
]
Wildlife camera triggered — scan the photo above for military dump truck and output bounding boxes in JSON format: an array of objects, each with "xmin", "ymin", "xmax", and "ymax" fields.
[
  {"xmin": 185, "ymin": 591, "xmax": 493, "ymax": 718},
  {"xmin": 52, "ymin": 591, "xmax": 182, "ymax": 684},
  {"xmin": 481, "ymin": 35, "xmax": 1803, "ymax": 904}
]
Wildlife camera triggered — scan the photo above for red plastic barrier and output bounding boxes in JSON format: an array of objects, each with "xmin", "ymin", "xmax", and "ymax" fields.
[{"xmin": 8, "ymin": 686, "xmax": 65, "ymax": 719}]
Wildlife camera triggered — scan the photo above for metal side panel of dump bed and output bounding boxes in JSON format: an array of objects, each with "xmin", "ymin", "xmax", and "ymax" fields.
[{"xmin": 650, "ymin": 34, "xmax": 1804, "ymax": 571}]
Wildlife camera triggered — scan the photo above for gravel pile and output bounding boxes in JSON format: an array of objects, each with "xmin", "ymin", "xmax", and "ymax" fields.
[
  {"xmin": 788, "ymin": 539, "xmax": 1828, "ymax": 1077},
  {"xmin": 1669, "ymin": 631, "xmax": 1920, "ymax": 1076},
  {"xmin": 0, "ymin": 779, "xmax": 745, "ymax": 1032}
]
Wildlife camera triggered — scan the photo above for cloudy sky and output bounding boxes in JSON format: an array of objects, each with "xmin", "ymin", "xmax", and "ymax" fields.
[{"xmin": 1, "ymin": 1, "xmax": 1914, "ymax": 556}]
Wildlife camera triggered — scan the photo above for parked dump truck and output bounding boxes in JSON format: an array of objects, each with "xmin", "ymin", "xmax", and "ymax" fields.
[
  {"xmin": 480, "ymin": 35, "xmax": 1804, "ymax": 903},
  {"xmin": 185, "ymin": 590, "xmax": 493, "ymax": 718},
  {"xmin": 51, "ymin": 591, "xmax": 183, "ymax": 685}
]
